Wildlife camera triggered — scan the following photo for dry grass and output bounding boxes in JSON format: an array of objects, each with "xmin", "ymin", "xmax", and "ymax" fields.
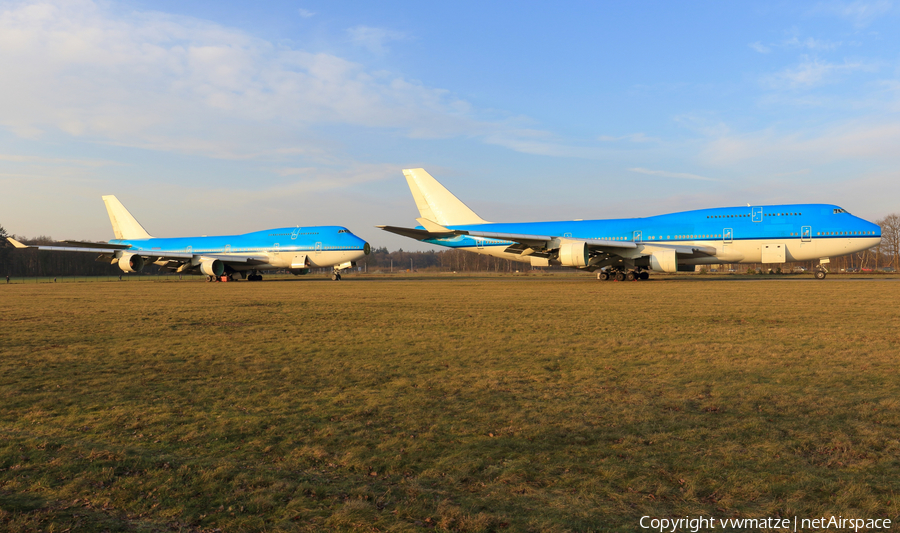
[{"xmin": 1, "ymin": 275, "xmax": 899, "ymax": 531}]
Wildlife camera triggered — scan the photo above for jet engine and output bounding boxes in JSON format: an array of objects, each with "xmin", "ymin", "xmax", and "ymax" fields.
[
  {"xmin": 117, "ymin": 252, "xmax": 145, "ymax": 273},
  {"xmin": 558, "ymin": 241, "xmax": 589, "ymax": 267},
  {"xmin": 649, "ymin": 250, "xmax": 677, "ymax": 273},
  {"xmin": 199, "ymin": 259, "xmax": 224, "ymax": 277}
]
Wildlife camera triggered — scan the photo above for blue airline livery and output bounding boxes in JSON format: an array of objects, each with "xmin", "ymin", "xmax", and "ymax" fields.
[
  {"xmin": 380, "ymin": 169, "xmax": 881, "ymax": 280},
  {"xmin": 9, "ymin": 195, "xmax": 370, "ymax": 281}
]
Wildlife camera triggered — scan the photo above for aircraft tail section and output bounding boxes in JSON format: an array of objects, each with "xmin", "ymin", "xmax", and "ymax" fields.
[
  {"xmin": 403, "ymin": 168, "xmax": 489, "ymax": 226},
  {"xmin": 102, "ymin": 195, "xmax": 153, "ymax": 240}
]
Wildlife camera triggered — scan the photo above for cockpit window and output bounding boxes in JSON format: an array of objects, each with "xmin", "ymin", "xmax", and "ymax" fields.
[
  {"xmin": 338, "ymin": 229, "xmax": 349, "ymax": 233},
  {"xmin": 833, "ymin": 208, "xmax": 850, "ymax": 214}
]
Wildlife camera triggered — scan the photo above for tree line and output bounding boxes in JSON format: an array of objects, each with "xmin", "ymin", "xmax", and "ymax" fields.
[{"xmin": 2, "ymin": 215, "xmax": 899, "ymax": 277}]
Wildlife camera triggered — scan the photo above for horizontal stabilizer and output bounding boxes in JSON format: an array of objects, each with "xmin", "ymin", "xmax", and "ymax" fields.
[
  {"xmin": 378, "ymin": 225, "xmax": 455, "ymax": 241},
  {"xmin": 416, "ymin": 218, "xmax": 452, "ymax": 233}
]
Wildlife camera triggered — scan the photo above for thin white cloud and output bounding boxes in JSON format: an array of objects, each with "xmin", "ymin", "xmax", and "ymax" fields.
[
  {"xmin": 0, "ymin": 1, "xmax": 573, "ymax": 161},
  {"xmin": 0, "ymin": 153, "xmax": 118, "ymax": 167},
  {"xmin": 762, "ymin": 57, "xmax": 873, "ymax": 89},
  {"xmin": 598, "ymin": 133, "xmax": 657, "ymax": 143},
  {"xmin": 815, "ymin": 0, "xmax": 895, "ymax": 28},
  {"xmin": 783, "ymin": 36, "xmax": 841, "ymax": 51},
  {"xmin": 346, "ymin": 25, "xmax": 406, "ymax": 55},
  {"xmin": 297, "ymin": 8, "xmax": 315, "ymax": 18},
  {"xmin": 628, "ymin": 167, "xmax": 719, "ymax": 182},
  {"xmin": 750, "ymin": 42, "xmax": 771, "ymax": 53},
  {"xmin": 700, "ymin": 120, "xmax": 900, "ymax": 166}
]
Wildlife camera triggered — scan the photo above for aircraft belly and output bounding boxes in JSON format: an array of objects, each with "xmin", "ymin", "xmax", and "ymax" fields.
[
  {"xmin": 714, "ymin": 241, "xmax": 746, "ymax": 262},
  {"xmin": 307, "ymin": 250, "xmax": 366, "ymax": 268},
  {"xmin": 458, "ymin": 246, "xmax": 531, "ymax": 263}
]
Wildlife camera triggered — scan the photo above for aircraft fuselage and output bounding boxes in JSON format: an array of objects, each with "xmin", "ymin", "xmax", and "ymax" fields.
[{"xmin": 424, "ymin": 203, "xmax": 880, "ymax": 266}]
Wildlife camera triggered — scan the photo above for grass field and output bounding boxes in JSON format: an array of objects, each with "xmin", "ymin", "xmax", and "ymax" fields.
[{"xmin": 1, "ymin": 275, "xmax": 899, "ymax": 532}]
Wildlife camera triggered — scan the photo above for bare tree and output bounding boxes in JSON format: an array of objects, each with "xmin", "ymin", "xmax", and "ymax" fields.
[{"xmin": 877, "ymin": 214, "xmax": 900, "ymax": 269}]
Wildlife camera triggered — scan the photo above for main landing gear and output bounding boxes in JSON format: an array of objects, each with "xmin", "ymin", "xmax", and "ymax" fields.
[{"xmin": 597, "ymin": 268, "xmax": 649, "ymax": 281}]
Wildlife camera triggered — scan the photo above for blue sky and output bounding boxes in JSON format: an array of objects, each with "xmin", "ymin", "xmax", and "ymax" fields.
[{"xmin": 2, "ymin": 0, "xmax": 900, "ymax": 250}]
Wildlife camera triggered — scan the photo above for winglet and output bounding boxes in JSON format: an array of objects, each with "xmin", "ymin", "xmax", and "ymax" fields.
[
  {"xmin": 102, "ymin": 195, "xmax": 153, "ymax": 240},
  {"xmin": 402, "ymin": 168, "xmax": 489, "ymax": 226},
  {"xmin": 7, "ymin": 237, "xmax": 30, "ymax": 248}
]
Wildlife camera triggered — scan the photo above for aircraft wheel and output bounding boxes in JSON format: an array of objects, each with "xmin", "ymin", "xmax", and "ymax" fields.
[
  {"xmin": 615, "ymin": 271, "xmax": 626, "ymax": 282},
  {"xmin": 598, "ymin": 271, "xmax": 610, "ymax": 281},
  {"xmin": 640, "ymin": 271, "xmax": 649, "ymax": 280},
  {"xmin": 206, "ymin": 275, "xmax": 213, "ymax": 282},
  {"xmin": 815, "ymin": 270, "xmax": 827, "ymax": 280},
  {"xmin": 332, "ymin": 273, "xmax": 339, "ymax": 281},
  {"xmin": 626, "ymin": 271, "xmax": 637, "ymax": 281}
]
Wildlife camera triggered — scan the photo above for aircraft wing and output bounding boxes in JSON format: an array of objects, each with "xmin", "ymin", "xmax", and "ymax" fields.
[
  {"xmin": 7, "ymin": 237, "xmax": 132, "ymax": 255},
  {"xmin": 378, "ymin": 225, "xmax": 638, "ymax": 251},
  {"xmin": 640, "ymin": 243, "xmax": 717, "ymax": 256},
  {"xmin": 465, "ymin": 230, "xmax": 639, "ymax": 250},
  {"xmin": 9, "ymin": 238, "xmax": 269, "ymax": 265},
  {"xmin": 196, "ymin": 254, "xmax": 269, "ymax": 264}
]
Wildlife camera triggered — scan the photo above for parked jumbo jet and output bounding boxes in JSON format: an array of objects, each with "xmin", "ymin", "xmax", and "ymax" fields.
[
  {"xmin": 8, "ymin": 196, "xmax": 370, "ymax": 281},
  {"xmin": 380, "ymin": 169, "xmax": 881, "ymax": 280}
]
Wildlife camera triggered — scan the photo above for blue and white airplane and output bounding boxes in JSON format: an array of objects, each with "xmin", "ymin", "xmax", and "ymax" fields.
[
  {"xmin": 9, "ymin": 195, "xmax": 370, "ymax": 281},
  {"xmin": 380, "ymin": 168, "xmax": 881, "ymax": 280}
]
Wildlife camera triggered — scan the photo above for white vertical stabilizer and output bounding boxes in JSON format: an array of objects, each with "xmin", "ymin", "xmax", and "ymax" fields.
[
  {"xmin": 102, "ymin": 195, "xmax": 153, "ymax": 240},
  {"xmin": 403, "ymin": 168, "xmax": 490, "ymax": 226}
]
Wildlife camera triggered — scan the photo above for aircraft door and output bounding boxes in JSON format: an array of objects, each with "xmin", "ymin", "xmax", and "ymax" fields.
[
  {"xmin": 633, "ymin": 230, "xmax": 642, "ymax": 242},
  {"xmin": 224, "ymin": 244, "xmax": 231, "ymax": 254},
  {"xmin": 801, "ymin": 226, "xmax": 811, "ymax": 242},
  {"xmin": 723, "ymin": 228, "xmax": 733, "ymax": 244},
  {"xmin": 315, "ymin": 242, "xmax": 322, "ymax": 255},
  {"xmin": 291, "ymin": 228, "xmax": 300, "ymax": 240},
  {"xmin": 752, "ymin": 207, "xmax": 763, "ymax": 222},
  {"xmin": 475, "ymin": 237, "xmax": 484, "ymax": 249}
]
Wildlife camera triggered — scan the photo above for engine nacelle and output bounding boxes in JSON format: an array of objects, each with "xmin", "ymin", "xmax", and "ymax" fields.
[
  {"xmin": 649, "ymin": 250, "xmax": 677, "ymax": 273},
  {"xmin": 117, "ymin": 252, "xmax": 145, "ymax": 273},
  {"xmin": 558, "ymin": 241, "xmax": 589, "ymax": 267},
  {"xmin": 290, "ymin": 268, "xmax": 311, "ymax": 276},
  {"xmin": 199, "ymin": 259, "xmax": 224, "ymax": 277}
]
